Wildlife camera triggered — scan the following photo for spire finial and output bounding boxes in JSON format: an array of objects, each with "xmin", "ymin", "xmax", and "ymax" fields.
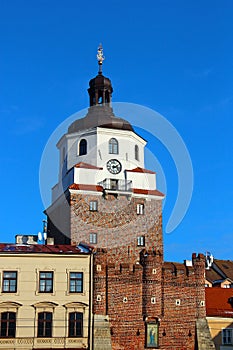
[{"xmin": 97, "ymin": 43, "xmax": 105, "ymax": 74}]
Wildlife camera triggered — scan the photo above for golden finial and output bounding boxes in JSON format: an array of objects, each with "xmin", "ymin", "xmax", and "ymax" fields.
[{"xmin": 97, "ymin": 43, "xmax": 105, "ymax": 73}]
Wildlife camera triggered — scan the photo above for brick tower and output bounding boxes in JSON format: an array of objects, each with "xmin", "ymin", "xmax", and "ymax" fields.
[
  {"xmin": 46, "ymin": 46, "xmax": 210, "ymax": 350},
  {"xmin": 46, "ymin": 45, "xmax": 164, "ymax": 264}
]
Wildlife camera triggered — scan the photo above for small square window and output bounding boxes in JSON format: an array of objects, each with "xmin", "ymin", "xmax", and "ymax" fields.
[
  {"xmin": 90, "ymin": 233, "xmax": 97, "ymax": 244},
  {"xmin": 39, "ymin": 272, "xmax": 53, "ymax": 293},
  {"xmin": 69, "ymin": 272, "xmax": 83, "ymax": 293},
  {"xmin": 151, "ymin": 297, "xmax": 156, "ymax": 304},
  {"xmin": 2, "ymin": 271, "xmax": 17, "ymax": 293},
  {"xmin": 137, "ymin": 204, "xmax": 144, "ymax": 215},
  {"xmin": 137, "ymin": 236, "xmax": 145, "ymax": 247},
  {"xmin": 89, "ymin": 201, "xmax": 98, "ymax": 211}
]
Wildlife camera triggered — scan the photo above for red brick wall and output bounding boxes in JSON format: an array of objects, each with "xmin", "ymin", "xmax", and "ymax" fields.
[
  {"xmin": 47, "ymin": 189, "xmax": 206, "ymax": 350},
  {"xmin": 94, "ymin": 251, "xmax": 206, "ymax": 350},
  {"xmin": 70, "ymin": 192, "xmax": 163, "ymax": 263}
]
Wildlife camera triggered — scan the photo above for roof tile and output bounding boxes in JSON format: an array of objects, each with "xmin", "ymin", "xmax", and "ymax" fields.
[
  {"xmin": 126, "ymin": 167, "xmax": 156, "ymax": 174},
  {"xmin": 206, "ymin": 287, "xmax": 233, "ymax": 317}
]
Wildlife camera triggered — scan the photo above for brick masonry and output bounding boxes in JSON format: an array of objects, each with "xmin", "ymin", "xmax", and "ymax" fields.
[
  {"xmin": 94, "ymin": 250, "xmax": 206, "ymax": 350},
  {"xmin": 70, "ymin": 192, "xmax": 163, "ymax": 263},
  {"xmin": 47, "ymin": 190, "xmax": 208, "ymax": 350}
]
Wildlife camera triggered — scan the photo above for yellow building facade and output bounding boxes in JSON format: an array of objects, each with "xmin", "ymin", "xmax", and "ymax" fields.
[{"xmin": 0, "ymin": 244, "xmax": 93, "ymax": 350}]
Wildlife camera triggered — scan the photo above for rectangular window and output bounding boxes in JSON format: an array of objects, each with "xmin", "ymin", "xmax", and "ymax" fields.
[
  {"xmin": 146, "ymin": 322, "xmax": 159, "ymax": 348},
  {"xmin": 222, "ymin": 328, "xmax": 233, "ymax": 345},
  {"xmin": 2, "ymin": 271, "xmax": 17, "ymax": 293},
  {"xmin": 89, "ymin": 233, "xmax": 97, "ymax": 244},
  {"xmin": 38, "ymin": 312, "xmax": 52, "ymax": 338},
  {"xmin": 69, "ymin": 312, "xmax": 83, "ymax": 337},
  {"xmin": 69, "ymin": 272, "xmax": 83, "ymax": 293},
  {"xmin": 137, "ymin": 236, "xmax": 145, "ymax": 247},
  {"xmin": 137, "ymin": 204, "xmax": 144, "ymax": 215},
  {"xmin": 39, "ymin": 272, "xmax": 53, "ymax": 293},
  {"xmin": 0, "ymin": 312, "xmax": 16, "ymax": 338},
  {"xmin": 89, "ymin": 201, "xmax": 98, "ymax": 211}
]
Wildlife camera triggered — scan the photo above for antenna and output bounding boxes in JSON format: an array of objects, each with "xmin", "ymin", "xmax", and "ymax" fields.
[{"xmin": 38, "ymin": 219, "xmax": 48, "ymax": 244}]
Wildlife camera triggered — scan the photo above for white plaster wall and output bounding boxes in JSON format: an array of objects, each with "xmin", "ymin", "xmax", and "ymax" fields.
[
  {"xmin": 74, "ymin": 168, "xmax": 99, "ymax": 185},
  {"xmin": 126, "ymin": 171, "xmax": 156, "ymax": 190},
  {"xmin": 57, "ymin": 130, "xmax": 98, "ymax": 180},
  {"xmin": 96, "ymin": 128, "xmax": 146, "ymax": 170},
  {"xmin": 54, "ymin": 125, "xmax": 152, "ymax": 201},
  {"xmin": 66, "ymin": 130, "xmax": 98, "ymax": 170}
]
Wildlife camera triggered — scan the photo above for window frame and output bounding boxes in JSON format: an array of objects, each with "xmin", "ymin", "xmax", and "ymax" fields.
[
  {"xmin": 79, "ymin": 139, "xmax": 87, "ymax": 156},
  {"xmin": 137, "ymin": 203, "xmax": 144, "ymax": 215},
  {"xmin": 37, "ymin": 311, "xmax": 52, "ymax": 338},
  {"xmin": 89, "ymin": 233, "xmax": 97, "ymax": 244},
  {"xmin": 39, "ymin": 271, "xmax": 54, "ymax": 293},
  {"xmin": 2, "ymin": 271, "xmax": 17, "ymax": 293},
  {"xmin": 222, "ymin": 328, "xmax": 233, "ymax": 345},
  {"xmin": 137, "ymin": 236, "xmax": 145, "ymax": 247},
  {"xmin": 69, "ymin": 272, "xmax": 83, "ymax": 294},
  {"xmin": 0, "ymin": 312, "xmax": 16, "ymax": 338},
  {"xmin": 109, "ymin": 138, "xmax": 119, "ymax": 154},
  {"xmin": 89, "ymin": 200, "xmax": 98, "ymax": 211},
  {"xmin": 68, "ymin": 312, "xmax": 83, "ymax": 338},
  {"xmin": 146, "ymin": 322, "xmax": 159, "ymax": 348}
]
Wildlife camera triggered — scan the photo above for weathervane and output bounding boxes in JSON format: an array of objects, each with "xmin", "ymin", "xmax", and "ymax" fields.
[{"xmin": 97, "ymin": 43, "xmax": 105, "ymax": 74}]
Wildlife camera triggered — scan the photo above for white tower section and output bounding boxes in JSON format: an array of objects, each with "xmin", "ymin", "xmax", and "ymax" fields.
[{"xmin": 51, "ymin": 50, "xmax": 161, "ymax": 203}]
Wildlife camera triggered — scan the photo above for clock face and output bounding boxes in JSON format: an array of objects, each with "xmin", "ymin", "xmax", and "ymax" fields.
[{"xmin": 106, "ymin": 159, "xmax": 122, "ymax": 174}]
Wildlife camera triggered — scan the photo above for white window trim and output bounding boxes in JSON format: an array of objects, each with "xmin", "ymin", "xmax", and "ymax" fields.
[
  {"xmin": 137, "ymin": 236, "xmax": 145, "ymax": 247},
  {"xmin": 65, "ymin": 269, "xmax": 86, "ymax": 296},
  {"xmin": 89, "ymin": 233, "xmax": 97, "ymax": 244},
  {"xmin": 137, "ymin": 203, "xmax": 144, "ymax": 215},
  {"xmin": 89, "ymin": 201, "xmax": 98, "ymax": 211}
]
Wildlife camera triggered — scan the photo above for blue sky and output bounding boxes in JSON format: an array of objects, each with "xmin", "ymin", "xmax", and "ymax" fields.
[{"xmin": 0, "ymin": 0, "xmax": 233, "ymax": 262}]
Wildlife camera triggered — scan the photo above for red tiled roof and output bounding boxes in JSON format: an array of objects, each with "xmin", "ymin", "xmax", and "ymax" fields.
[
  {"xmin": 0, "ymin": 244, "xmax": 90, "ymax": 254},
  {"xmin": 132, "ymin": 188, "xmax": 165, "ymax": 197},
  {"xmin": 126, "ymin": 167, "xmax": 156, "ymax": 174},
  {"xmin": 69, "ymin": 184, "xmax": 103, "ymax": 192},
  {"xmin": 206, "ymin": 287, "xmax": 233, "ymax": 317},
  {"xmin": 74, "ymin": 162, "xmax": 103, "ymax": 170}
]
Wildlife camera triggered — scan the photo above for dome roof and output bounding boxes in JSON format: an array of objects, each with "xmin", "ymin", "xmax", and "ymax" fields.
[
  {"xmin": 88, "ymin": 74, "xmax": 113, "ymax": 91},
  {"xmin": 68, "ymin": 105, "xmax": 134, "ymax": 134}
]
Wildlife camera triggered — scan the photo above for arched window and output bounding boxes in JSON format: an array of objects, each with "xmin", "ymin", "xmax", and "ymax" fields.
[
  {"xmin": 38, "ymin": 312, "xmax": 52, "ymax": 338},
  {"xmin": 109, "ymin": 138, "xmax": 118, "ymax": 154},
  {"xmin": 135, "ymin": 145, "xmax": 139, "ymax": 161},
  {"xmin": 69, "ymin": 312, "xmax": 83, "ymax": 337},
  {"xmin": 79, "ymin": 139, "xmax": 87, "ymax": 156},
  {"xmin": 0, "ymin": 312, "xmax": 16, "ymax": 338}
]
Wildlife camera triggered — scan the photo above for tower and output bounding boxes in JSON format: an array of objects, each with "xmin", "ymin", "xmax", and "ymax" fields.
[
  {"xmin": 46, "ymin": 45, "xmax": 164, "ymax": 264},
  {"xmin": 45, "ymin": 47, "xmax": 208, "ymax": 350}
]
